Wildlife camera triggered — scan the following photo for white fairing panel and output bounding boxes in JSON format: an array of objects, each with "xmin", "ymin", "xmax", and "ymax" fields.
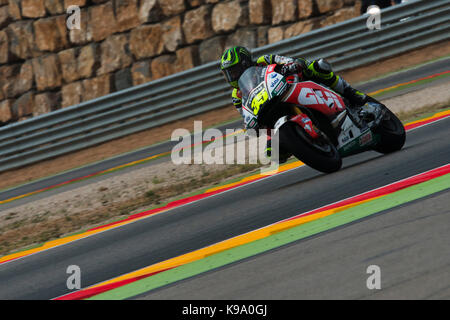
[
  {"xmin": 242, "ymin": 105, "xmax": 258, "ymax": 129},
  {"xmin": 266, "ymin": 72, "xmax": 284, "ymax": 99},
  {"xmin": 337, "ymin": 116, "xmax": 364, "ymax": 149}
]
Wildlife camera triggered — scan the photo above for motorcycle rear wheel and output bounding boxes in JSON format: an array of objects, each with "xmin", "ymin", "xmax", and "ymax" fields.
[
  {"xmin": 372, "ymin": 106, "xmax": 406, "ymax": 154},
  {"xmin": 278, "ymin": 122, "xmax": 342, "ymax": 173}
]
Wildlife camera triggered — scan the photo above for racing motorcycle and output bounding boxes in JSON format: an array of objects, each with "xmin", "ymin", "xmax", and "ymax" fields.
[{"xmin": 239, "ymin": 64, "xmax": 406, "ymax": 173}]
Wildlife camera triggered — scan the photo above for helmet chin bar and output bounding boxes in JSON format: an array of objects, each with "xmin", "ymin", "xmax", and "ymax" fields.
[{"xmin": 224, "ymin": 64, "xmax": 246, "ymax": 85}]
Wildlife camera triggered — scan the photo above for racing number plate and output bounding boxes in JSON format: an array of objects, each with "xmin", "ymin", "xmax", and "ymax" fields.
[{"xmin": 249, "ymin": 87, "xmax": 268, "ymax": 116}]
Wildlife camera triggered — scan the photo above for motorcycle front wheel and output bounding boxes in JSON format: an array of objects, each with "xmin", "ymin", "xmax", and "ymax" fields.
[{"xmin": 278, "ymin": 122, "xmax": 342, "ymax": 173}]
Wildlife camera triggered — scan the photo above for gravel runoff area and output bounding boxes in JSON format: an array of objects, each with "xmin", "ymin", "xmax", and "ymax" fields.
[
  {"xmin": 0, "ymin": 79, "xmax": 449, "ymax": 256},
  {"xmin": 382, "ymin": 82, "xmax": 450, "ymax": 115}
]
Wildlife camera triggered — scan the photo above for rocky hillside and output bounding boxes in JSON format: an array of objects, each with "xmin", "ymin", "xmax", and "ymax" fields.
[{"xmin": 0, "ymin": 0, "xmax": 361, "ymax": 126}]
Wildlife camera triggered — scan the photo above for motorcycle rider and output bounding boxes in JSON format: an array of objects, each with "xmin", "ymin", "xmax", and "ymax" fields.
[{"xmin": 220, "ymin": 46, "xmax": 369, "ymax": 162}]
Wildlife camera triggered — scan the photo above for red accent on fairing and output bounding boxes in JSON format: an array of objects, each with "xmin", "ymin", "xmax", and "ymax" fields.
[
  {"xmin": 265, "ymin": 64, "xmax": 277, "ymax": 85},
  {"xmin": 286, "ymin": 75, "xmax": 297, "ymax": 83},
  {"xmin": 285, "ymin": 81, "xmax": 346, "ymax": 116},
  {"xmin": 267, "ymin": 64, "xmax": 276, "ymax": 73},
  {"xmin": 290, "ymin": 114, "xmax": 320, "ymax": 139}
]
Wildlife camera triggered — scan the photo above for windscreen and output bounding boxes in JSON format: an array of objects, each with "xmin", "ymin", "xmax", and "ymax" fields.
[{"xmin": 238, "ymin": 66, "xmax": 266, "ymax": 107}]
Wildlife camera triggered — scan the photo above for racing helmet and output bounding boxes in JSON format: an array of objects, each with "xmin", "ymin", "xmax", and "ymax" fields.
[{"xmin": 220, "ymin": 46, "xmax": 254, "ymax": 89}]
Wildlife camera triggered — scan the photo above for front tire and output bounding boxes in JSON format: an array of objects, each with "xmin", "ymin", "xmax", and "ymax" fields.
[{"xmin": 278, "ymin": 122, "xmax": 342, "ymax": 173}]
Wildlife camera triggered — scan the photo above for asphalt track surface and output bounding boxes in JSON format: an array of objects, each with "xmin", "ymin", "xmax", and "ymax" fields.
[
  {"xmin": 0, "ymin": 57, "xmax": 449, "ymax": 209},
  {"xmin": 136, "ymin": 189, "xmax": 450, "ymax": 300},
  {"xmin": 0, "ymin": 114, "xmax": 449, "ymax": 299}
]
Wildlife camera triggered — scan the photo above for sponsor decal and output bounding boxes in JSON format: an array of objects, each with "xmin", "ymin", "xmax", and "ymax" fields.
[
  {"xmin": 359, "ymin": 131, "xmax": 373, "ymax": 146},
  {"xmin": 341, "ymin": 135, "xmax": 350, "ymax": 143},
  {"xmin": 273, "ymin": 80, "xmax": 286, "ymax": 96},
  {"xmin": 299, "ymin": 88, "xmax": 343, "ymax": 109},
  {"xmin": 270, "ymin": 77, "xmax": 280, "ymax": 88},
  {"xmin": 275, "ymin": 82, "xmax": 284, "ymax": 92},
  {"xmin": 247, "ymin": 118, "xmax": 257, "ymax": 129}
]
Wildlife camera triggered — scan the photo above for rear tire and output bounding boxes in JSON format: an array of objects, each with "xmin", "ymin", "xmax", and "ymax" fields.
[
  {"xmin": 372, "ymin": 106, "xmax": 406, "ymax": 154},
  {"xmin": 278, "ymin": 122, "xmax": 342, "ymax": 173}
]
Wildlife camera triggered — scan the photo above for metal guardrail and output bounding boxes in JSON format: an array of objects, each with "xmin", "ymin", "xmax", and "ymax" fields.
[{"xmin": 0, "ymin": 0, "xmax": 448, "ymax": 173}]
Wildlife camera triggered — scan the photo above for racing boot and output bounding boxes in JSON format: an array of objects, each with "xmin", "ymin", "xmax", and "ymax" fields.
[
  {"xmin": 342, "ymin": 85, "xmax": 368, "ymax": 108},
  {"xmin": 332, "ymin": 76, "xmax": 368, "ymax": 109},
  {"xmin": 335, "ymin": 79, "xmax": 369, "ymax": 130},
  {"xmin": 307, "ymin": 58, "xmax": 369, "ymax": 130},
  {"xmin": 307, "ymin": 59, "xmax": 368, "ymax": 119}
]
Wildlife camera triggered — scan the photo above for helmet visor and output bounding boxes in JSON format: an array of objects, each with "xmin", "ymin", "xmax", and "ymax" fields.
[{"xmin": 223, "ymin": 64, "xmax": 246, "ymax": 85}]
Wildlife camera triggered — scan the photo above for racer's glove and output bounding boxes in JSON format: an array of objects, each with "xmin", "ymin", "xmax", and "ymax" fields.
[{"xmin": 280, "ymin": 62, "xmax": 302, "ymax": 76}]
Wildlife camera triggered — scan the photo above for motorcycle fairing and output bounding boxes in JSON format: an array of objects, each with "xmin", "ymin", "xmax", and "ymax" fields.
[
  {"xmin": 283, "ymin": 81, "xmax": 346, "ymax": 117},
  {"xmin": 240, "ymin": 66, "xmax": 378, "ymax": 155},
  {"xmin": 241, "ymin": 65, "xmax": 286, "ymax": 129},
  {"xmin": 282, "ymin": 81, "xmax": 379, "ymax": 156},
  {"xmin": 265, "ymin": 65, "xmax": 287, "ymax": 99}
]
